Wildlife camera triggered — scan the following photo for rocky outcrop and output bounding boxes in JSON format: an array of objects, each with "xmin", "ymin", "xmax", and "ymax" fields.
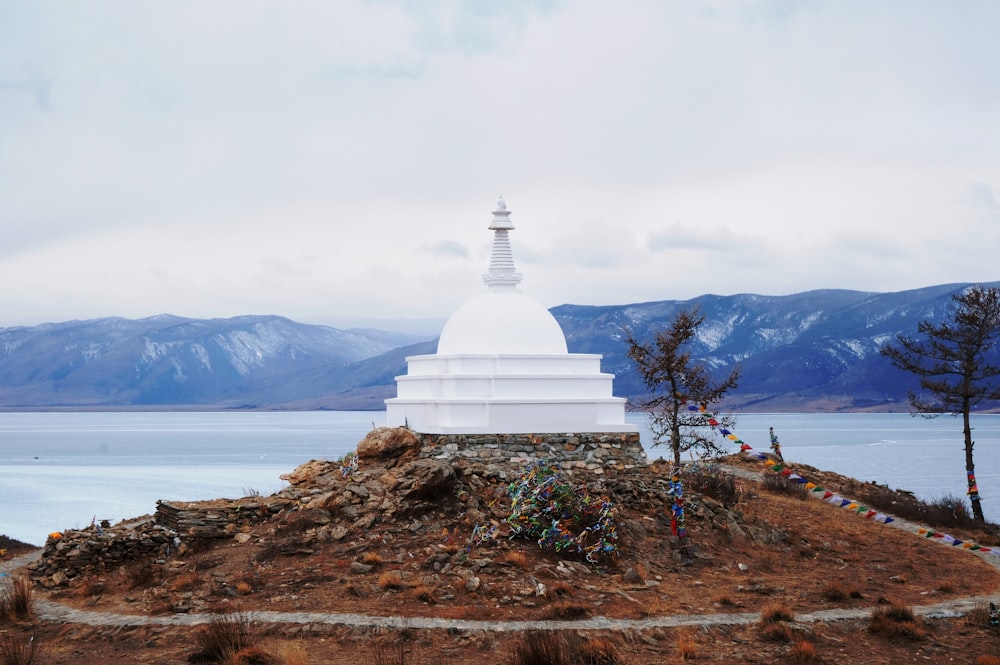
[{"xmin": 28, "ymin": 428, "xmax": 756, "ymax": 590}]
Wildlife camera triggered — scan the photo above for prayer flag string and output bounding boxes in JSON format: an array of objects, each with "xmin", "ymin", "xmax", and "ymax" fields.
[{"xmin": 684, "ymin": 403, "xmax": 1000, "ymax": 558}]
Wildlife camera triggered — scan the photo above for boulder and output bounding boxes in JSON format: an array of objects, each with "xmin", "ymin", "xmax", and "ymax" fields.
[
  {"xmin": 356, "ymin": 427, "xmax": 421, "ymax": 461},
  {"xmin": 280, "ymin": 460, "xmax": 337, "ymax": 486}
]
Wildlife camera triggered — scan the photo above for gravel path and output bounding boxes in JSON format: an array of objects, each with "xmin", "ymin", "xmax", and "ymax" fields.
[{"xmin": 3, "ymin": 464, "xmax": 998, "ymax": 633}]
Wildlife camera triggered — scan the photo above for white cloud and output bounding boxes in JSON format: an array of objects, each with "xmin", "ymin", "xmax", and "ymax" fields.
[{"xmin": 1, "ymin": 1, "xmax": 998, "ymax": 328}]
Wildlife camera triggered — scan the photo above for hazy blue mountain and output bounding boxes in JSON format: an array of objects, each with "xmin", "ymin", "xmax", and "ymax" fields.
[
  {"xmin": 2, "ymin": 282, "xmax": 998, "ymax": 411},
  {"xmin": 0, "ymin": 315, "xmax": 432, "ymax": 407}
]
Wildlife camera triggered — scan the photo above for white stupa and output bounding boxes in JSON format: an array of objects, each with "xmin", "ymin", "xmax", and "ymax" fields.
[{"xmin": 384, "ymin": 198, "xmax": 637, "ymax": 435}]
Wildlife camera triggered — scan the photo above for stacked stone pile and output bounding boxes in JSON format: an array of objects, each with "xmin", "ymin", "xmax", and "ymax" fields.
[
  {"xmin": 154, "ymin": 499, "xmax": 287, "ymax": 538},
  {"xmin": 29, "ymin": 520, "xmax": 175, "ymax": 588},
  {"xmin": 30, "ymin": 498, "xmax": 291, "ymax": 587}
]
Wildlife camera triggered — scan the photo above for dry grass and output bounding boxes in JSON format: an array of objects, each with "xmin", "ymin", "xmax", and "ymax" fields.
[
  {"xmin": 853, "ymin": 484, "xmax": 981, "ymax": 532},
  {"xmin": 757, "ymin": 601, "xmax": 795, "ymax": 643},
  {"xmin": 753, "ymin": 548, "xmax": 779, "ymax": 573},
  {"xmin": 412, "ymin": 585, "xmax": 435, "ymax": 603},
  {"xmin": 868, "ymin": 602, "xmax": 926, "ymax": 641},
  {"xmin": 547, "ymin": 601, "xmax": 590, "ymax": 619},
  {"xmin": 0, "ymin": 635, "xmax": 38, "ymax": 665},
  {"xmin": 758, "ymin": 622, "xmax": 793, "ymax": 643},
  {"xmin": 759, "ymin": 601, "xmax": 794, "ymax": 624},
  {"xmin": 712, "ymin": 593, "xmax": 738, "ymax": 607},
  {"xmin": 579, "ymin": 635, "xmax": 622, "ymax": 664},
  {"xmin": 965, "ymin": 602, "xmax": 992, "ymax": 628},
  {"xmin": 548, "ymin": 580, "xmax": 574, "ymax": 597},
  {"xmin": 230, "ymin": 646, "xmax": 279, "ymax": 664},
  {"xmin": 378, "ymin": 571, "xmax": 404, "ymax": 591},
  {"xmin": 498, "ymin": 551, "xmax": 530, "ymax": 569},
  {"xmin": 789, "ymin": 640, "xmax": 818, "ymax": 664},
  {"xmin": 506, "ymin": 631, "xmax": 623, "ymax": 665},
  {"xmin": 168, "ymin": 571, "xmax": 201, "ymax": 592},
  {"xmin": 191, "ymin": 612, "xmax": 261, "ymax": 663},
  {"xmin": 278, "ymin": 642, "xmax": 309, "ymax": 665},
  {"xmin": 0, "ymin": 633, "xmax": 39, "ymax": 665},
  {"xmin": 761, "ymin": 473, "xmax": 809, "ymax": 499},
  {"xmin": 676, "ymin": 629, "xmax": 698, "ymax": 661},
  {"xmin": 361, "ymin": 551, "xmax": 385, "ymax": 566},
  {"xmin": 507, "ymin": 631, "xmax": 567, "ymax": 665},
  {"xmin": 682, "ymin": 465, "xmax": 741, "ymax": 508},
  {"xmin": 370, "ymin": 643, "xmax": 410, "ymax": 665},
  {"xmin": 976, "ymin": 656, "xmax": 1000, "ymax": 665},
  {"xmin": 0, "ymin": 575, "xmax": 34, "ymax": 622},
  {"xmin": 821, "ymin": 580, "xmax": 862, "ymax": 602}
]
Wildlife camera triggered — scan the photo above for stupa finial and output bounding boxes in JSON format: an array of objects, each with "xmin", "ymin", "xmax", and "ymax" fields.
[{"xmin": 483, "ymin": 196, "xmax": 523, "ymax": 288}]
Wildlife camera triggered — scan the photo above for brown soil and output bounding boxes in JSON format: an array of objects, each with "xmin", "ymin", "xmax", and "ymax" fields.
[{"xmin": 4, "ymin": 447, "xmax": 1000, "ymax": 664}]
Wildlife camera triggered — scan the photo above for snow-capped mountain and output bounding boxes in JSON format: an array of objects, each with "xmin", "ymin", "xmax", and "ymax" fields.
[{"xmin": 2, "ymin": 281, "xmax": 998, "ymax": 411}]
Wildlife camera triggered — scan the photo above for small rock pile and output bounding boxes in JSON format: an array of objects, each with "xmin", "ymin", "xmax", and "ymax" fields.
[
  {"xmin": 29, "ymin": 520, "xmax": 176, "ymax": 588},
  {"xmin": 30, "ymin": 498, "xmax": 290, "ymax": 588}
]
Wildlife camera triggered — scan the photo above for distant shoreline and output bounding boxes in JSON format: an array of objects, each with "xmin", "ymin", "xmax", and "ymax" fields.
[{"xmin": 1, "ymin": 401, "xmax": 997, "ymax": 414}]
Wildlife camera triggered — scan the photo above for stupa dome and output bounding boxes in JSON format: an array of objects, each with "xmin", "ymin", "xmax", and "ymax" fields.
[{"xmin": 437, "ymin": 289, "xmax": 568, "ymax": 355}]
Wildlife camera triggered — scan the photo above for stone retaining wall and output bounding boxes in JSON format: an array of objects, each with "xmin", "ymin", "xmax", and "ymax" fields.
[
  {"xmin": 415, "ymin": 431, "xmax": 646, "ymax": 472},
  {"xmin": 154, "ymin": 499, "xmax": 284, "ymax": 539}
]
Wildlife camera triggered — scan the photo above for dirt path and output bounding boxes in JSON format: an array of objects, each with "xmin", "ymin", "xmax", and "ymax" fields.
[{"xmin": 4, "ymin": 464, "xmax": 999, "ymax": 633}]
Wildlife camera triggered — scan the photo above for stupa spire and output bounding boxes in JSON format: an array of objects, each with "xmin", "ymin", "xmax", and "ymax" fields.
[{"xmin": 482, "ymin": 196, "xmax": 523, "ymax": 288}]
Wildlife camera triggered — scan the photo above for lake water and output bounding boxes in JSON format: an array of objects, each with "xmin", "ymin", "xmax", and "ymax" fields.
[{"xmin": 1, "ymin": 411, "xmax": 997, "ymax": 545}]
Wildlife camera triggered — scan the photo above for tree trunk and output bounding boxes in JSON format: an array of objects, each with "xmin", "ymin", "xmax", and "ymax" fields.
[
  {"xmin": 963, "ymin": 399, "xmax": 986, "ymax": 523},
  {"xmin": 671, "ymin": 420, "xmax": 682, "ymax": 468},
  {"xmin": 670, "ymin": 401, "xmax": 682, "ymax": 468}
]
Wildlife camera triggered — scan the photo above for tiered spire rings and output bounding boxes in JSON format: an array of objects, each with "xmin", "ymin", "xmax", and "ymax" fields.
[{"xmin": 482, "ymin": 197, "xmax": 523, "ymax": 288}]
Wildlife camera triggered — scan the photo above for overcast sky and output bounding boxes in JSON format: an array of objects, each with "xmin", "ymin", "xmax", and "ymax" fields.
[{"xmin": 2, "ymin": 1, "xmax": 998, "ymax": 333}]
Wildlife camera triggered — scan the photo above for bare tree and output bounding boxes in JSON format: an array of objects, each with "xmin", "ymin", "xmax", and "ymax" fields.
[
  {"xmin": 625, "ymin": 307, "xmax": 741, "ymax": 467},
  {"xmin": 880, "ymin": 285, "xmax": 1000, "ymax": 524}
]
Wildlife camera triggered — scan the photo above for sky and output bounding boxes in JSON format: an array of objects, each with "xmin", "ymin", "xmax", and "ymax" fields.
[{"xmin": 2, "ymin": 1, "xmax": 998, "ymax": 334}]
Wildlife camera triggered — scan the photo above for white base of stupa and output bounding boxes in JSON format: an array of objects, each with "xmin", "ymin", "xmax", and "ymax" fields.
[{"xmin": 384, "ymin": 353, "xmax": 639, "ymax": 434}]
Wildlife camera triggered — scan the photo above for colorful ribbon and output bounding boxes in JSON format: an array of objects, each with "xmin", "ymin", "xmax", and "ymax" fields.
[{"xmin": 684, "ymin": 402, "xmax": 999, "ymax": 557}]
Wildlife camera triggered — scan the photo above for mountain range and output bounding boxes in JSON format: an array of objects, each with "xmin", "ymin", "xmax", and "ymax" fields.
[{"xmin": 2, "ymin": 281, "xmax": 998, "ymax": 412}]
